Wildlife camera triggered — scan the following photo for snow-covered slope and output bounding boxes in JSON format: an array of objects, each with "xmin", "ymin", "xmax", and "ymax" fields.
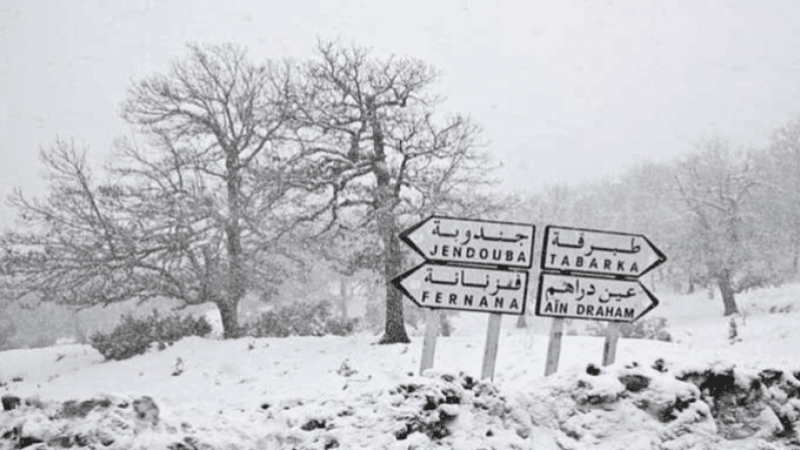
[{"xmin": 2, "ymin": 285, "xmax": 800, "ymax": 449}]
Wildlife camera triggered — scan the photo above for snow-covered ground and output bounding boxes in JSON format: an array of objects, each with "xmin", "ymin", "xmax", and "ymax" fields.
[{"xmin": 2, "ymin": 284, "xmax": 800, "ymax": 449}]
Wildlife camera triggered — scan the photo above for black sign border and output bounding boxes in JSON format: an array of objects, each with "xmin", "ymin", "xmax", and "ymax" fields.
[
  {"xmin": 391, "ymin": 262, "xmax": 529, "ymax": 316},
  {"xmin": 534, "ymin": 272, "xmax": 659, "ymax": 323},
  {"xmin": 400, "ymin": 215, "xmax": 537, "ymax": 270},
  {"xmin": 540, "ymin": 224, "xmax": 667, "ymax": 280}
]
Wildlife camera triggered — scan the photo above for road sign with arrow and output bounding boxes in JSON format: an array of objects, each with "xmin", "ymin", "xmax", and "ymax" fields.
[
  {"xmin": 392, "ymin": 263, "xmax": 528, "ymax": 315},
  {"xmin": 541, "ymin": 225, "xmax": 666, "ymax": 278},
  {"xmin": 536, "ymin": 272, "xmax": 658, "ymax": 322},
  {"xmin": 399, "ymin": 216, "xmax": 535, "ymax": 269}
]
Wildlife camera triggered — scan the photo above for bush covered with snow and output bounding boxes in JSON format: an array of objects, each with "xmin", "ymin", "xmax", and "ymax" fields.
[
  {"xmin": 586, "ymin": 316, "xmax": 673, "ymax": 342},
  {"xmin": 521, "ymin": 360, "xmax": 800, "ymax": 449},
  {"xmin": 89, "ymin": 310, "xmax": 212, "ymax": 361},
  {"xmin": 246, "ymin": 301, "xmax": 358, "ymax": 338},
  {"xmin": 0, "ymin": 394, "xmax": 160, "ymax": 448},
  {"xmin": 258, "ymin": 372, "xmax": 533, "ymax": 449},
  {"xmin": 0, "ymin": 315, "xmax": 14, "ymax": 351}
]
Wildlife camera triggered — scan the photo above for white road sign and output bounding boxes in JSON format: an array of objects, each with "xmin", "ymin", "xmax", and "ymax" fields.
[
  {"xmin": 541, "ymin": 226, "xmax": 666, "ymax": 278},
  {"xmin": 392, "ymin": 263, "xmax": 529, "ymax": 315},
  {"xmin": 400, "ymin": 216, "xmax": 535, "ymax": 269},
  {"xmin": 535, "ymin": 273, "xmax": 658, "ymax": 322}
]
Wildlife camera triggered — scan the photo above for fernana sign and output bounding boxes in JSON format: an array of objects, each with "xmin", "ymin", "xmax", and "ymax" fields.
[{"xmin": 394, "ymin": 263, "xmax": 528, "ymax": 315}]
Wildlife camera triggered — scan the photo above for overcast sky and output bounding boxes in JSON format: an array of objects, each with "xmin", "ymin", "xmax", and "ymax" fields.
[{"xmin": 2, "ymin": 0, "xmax": 800, "ymax": 228}]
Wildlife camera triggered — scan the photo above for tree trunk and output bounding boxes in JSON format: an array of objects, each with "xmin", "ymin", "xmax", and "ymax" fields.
[
  {"xmin": 217, "ymin": 298, "xmax": 241, "ymax": 339},
  {"xmin": 717, "ymin": 268, "xmax": 739, "ymax": 316},
  {"xmin": 377, "ymin": 202, "xmax": 409, "ymax": 343},
  {"xmin": 339, "ymin": 277, "xmax": 349, "ymax": 318},
  {"xmin": 222, "ymin": 154, "xmax": 244, "ymax": 338},
  {"xmin": 368, "ymin": 96, "xmax": 410, "ymax": 345}
]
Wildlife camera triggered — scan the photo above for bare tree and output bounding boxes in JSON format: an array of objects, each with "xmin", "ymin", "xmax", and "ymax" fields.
[
  {"xmin": 4, "ymin": 44, "xmax": 300, "ymax": 338},
  {"xmin": 290, "ymin": 41, "xmax": 493, "ymax": 343},
  {"xmin": 764, "ymin": 116, "xmax": 800, "ymax": 273},
  {"xmin": 673, "ymin": 137, "xmax": 763, "ymax": 315}
]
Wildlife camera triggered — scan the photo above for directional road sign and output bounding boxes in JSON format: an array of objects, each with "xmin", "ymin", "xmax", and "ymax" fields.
[
  {"xmin": 541, "ymin": 225, "xmax": 666, "ymax": 278},
  {"xmin": 392, "ymin": 263, "xmax": 529, "ymax": 315},
  {"xmin": 400, "ymin": 216, "xmax": 535, "ymax": 269},
  {"xmin": 535, "ymin": 273, "xmax": 658, "ymax": 322}
]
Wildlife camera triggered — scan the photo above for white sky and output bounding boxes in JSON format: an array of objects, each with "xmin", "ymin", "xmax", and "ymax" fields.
[{"xmin": 2, "ymin": 0, "xmax": 800, "ymax": 228}]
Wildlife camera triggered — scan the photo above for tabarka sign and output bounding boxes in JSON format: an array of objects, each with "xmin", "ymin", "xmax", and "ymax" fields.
[
  {"xmin": 399, "ymin": 216, "xmax": 535, "ymax": 269},
  {"xmin": 541, "ymin": 226, "xmax": 666, "ymax": 278}
]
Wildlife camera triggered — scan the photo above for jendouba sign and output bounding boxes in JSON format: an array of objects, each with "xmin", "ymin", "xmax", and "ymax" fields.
[
  {"xmin": 392, "ymin": 263, "xmax": 528, "ymax": 315},
  {"xmin": 536, "ymin": 273, "xmax": 658, "ymax": 322},
  {"xmin": 541, "ymin": 226, "xmax": 666, "ymax": 278},
  {"xmin": 400, "ymin": 216, "xmax": 535, "ymax": 269}
]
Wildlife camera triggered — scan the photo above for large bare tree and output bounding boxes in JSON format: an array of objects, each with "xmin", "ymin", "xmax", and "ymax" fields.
[
  {"xmin": 4, "ymin": 44, "xmax": 300, "ymax": 338},
  {"xmin": 290, "ymin": 42, "xmax": 493, "ymax": 343}
]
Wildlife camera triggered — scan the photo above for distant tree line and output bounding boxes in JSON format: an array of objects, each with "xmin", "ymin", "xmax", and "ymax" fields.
[{"xmin": 512, "ymin": 123, "xmax": 800, "ymax": 316}]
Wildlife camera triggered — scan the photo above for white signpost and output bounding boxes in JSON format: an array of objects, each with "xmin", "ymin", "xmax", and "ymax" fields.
[
  {"xmin": 537, "ymin": 225, "xmax": 666, "ymax": 375},
  {"xmin": 393, "ymin": 215, "xmax": 535, "ymax": 380}
]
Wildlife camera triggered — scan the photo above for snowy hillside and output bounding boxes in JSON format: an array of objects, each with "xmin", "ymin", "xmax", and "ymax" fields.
[{"xmin": 2, "ymin": 284, "xmax": 800, "ymax": 449}]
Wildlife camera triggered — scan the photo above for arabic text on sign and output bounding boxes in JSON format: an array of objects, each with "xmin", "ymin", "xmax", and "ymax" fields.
[
  {"xmin": 550, "ymin": 231, "xmax": 641, "ymax": 256},
  {"xmin": 424, "ymin": 267, "xmax": 523, "ymax": 295},
  {"xmin": 431, "ymin": 221, "xmax": 532, "ymax": 246}
]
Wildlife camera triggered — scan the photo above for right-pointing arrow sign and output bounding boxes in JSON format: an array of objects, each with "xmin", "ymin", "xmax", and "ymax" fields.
[
  {"xmin": 535, "ymin": 273, "xmax": 659, "ymax": 322},
  {"xmin": 541, "ymin": 226, "xmax": 666, "ymax": 278}
]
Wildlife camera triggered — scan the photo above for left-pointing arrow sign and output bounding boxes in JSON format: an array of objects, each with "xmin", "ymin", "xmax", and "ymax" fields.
[
  {"xmin": 399, "ymin": 216, "xmax": 535, "ymax": 269},
  {"xmin": 392, "ymin": 263, "xmax": 529, "ymax": 315}
]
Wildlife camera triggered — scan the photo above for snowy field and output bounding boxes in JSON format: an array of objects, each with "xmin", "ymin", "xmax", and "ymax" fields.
[{"xmin": 2, "ymin": 284, "xmax": 800, "ymax": 449}]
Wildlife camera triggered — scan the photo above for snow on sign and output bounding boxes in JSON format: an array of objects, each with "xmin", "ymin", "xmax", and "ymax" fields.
[
  {"xmin": 541, "ymin": 225, "xmax": 666, "ymax": 278},
  {"xmin": 392, "ymin": 263, "xmax": 528, "ymax": 315},
  {"xmin": 536, "ymin": 273, "xmax": 658, "ymax": 322},
  {"xmin": 399, "ymin": 216, "xmax": 535, "ymax": 269}
]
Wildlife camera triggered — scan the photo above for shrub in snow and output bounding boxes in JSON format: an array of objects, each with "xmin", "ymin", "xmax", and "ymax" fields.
[
  {"xmin": 677, "ymin": 365, "xmax": 800, "ymax": 441},
  {"xmin": 257, "ymin": 372, "xmax": 531, "ymax": 448},
  {"xmin": 0, "ymin": 395, "xmax": 157, "ymax": 448},
  {"xmin": 586, "ymin": 316, "xmax": 672, "ymax": 342},
  {"xmin": 89, "ymin": 309, "xmax": 212, "ymax": 361},
  {"xmin": 0, "ymin": 314, "xmax": 14, "ymax": 350},
  {"xmin": 245, "ymin": 301, "xmax": 358, "ymax": 338}
]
